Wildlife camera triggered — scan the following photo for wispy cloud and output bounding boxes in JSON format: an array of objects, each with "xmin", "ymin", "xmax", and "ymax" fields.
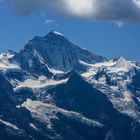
[
  {"xmin": 45, "ymin": 19, "xmax": 55, "ymax": 24},
  {"xmin": 11, "ymin": 0, "xmax": 140, "ymax": 24}
]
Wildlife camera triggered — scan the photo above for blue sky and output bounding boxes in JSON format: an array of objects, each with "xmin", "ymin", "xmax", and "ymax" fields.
[{"xmin": 0, "ymin": 0, "xmax": 140, "ymax": 62}]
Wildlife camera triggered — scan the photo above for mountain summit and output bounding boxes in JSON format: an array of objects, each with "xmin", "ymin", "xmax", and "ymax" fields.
[{"xmin": 12, "ymin": 31, "xmax": 106, "ymax": 75}]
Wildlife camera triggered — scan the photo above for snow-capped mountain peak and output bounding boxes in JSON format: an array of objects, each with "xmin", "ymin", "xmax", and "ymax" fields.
[
  {"xmin": 114, "ymin": 56, "xmax": 128, "ymax": 67},
  {"xmin": 113, "ymin": 56, "xmax": 135, "ymax": 70},
  {"xmin": 11, "ymin": 31, "xmax": 106, "ymax": 74}
]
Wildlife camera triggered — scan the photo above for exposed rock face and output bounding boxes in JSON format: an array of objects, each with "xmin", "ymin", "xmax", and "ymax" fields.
[
  {"xmin": 0, "ymin": 31, "xmax": 140, "ymax": 140},
  {"xmin": 12, "ymin": 31, "xmax": 106, "ymax": 76}
]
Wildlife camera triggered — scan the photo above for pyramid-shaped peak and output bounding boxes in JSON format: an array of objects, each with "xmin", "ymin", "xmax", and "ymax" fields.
[
  {"xmin": 114, "ymin": 56, "xmax": 129, "ymax": 68},
  {"xmin": 116, "ymin": 56, "xmax": 127, "ymax": 63},
  {"xmin": 118, "ymin": 56, "xmax": 126, "ymax": 61},
  {"xmin": 13, "ymin": 31, "xmax": 107, "ymax": 73},
  {"xmin": 43, "ymin": 30, "xmax": 72, "ymax": 46},
  {"xmin": 113, "ymin": 56, "xmax": 126, "ymax": 62}
]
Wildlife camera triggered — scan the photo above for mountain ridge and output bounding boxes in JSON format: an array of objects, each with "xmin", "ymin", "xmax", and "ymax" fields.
[
  {"xmin": 0, "ymin": 31, "xmax": 140, "ymax": 140},
  {"xmin": 11, "ymin": 31, "xmax": 107, "ymax": 74}
]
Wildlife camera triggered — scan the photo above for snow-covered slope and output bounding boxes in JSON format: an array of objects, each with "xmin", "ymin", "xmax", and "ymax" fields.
[
  {"xmin": 21, "ymin": 99, "xmax": 103, "ymax": 129},
  {"xmin": 0, "ymin": 50, "xmax": 20, "ymax": 72},
  {"xmin": 0, "ymin": 49, "xmax": 16, "ymax": 60},
  {"xmin": 0, "ymin": 31, "xmax": 140, "ymax": 140},
  {"xmin": 82, "ymin": 57, "xmax": 140, "ymax": 121}
]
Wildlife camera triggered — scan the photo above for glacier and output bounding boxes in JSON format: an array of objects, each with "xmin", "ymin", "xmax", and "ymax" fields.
[{"xmin": 0, "ymin": 31, "xmax": 140, "ymax": 140}]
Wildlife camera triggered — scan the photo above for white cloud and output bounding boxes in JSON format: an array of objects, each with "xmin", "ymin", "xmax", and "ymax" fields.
[
  {"xmin": 45, "ymin": 19, "xmax": 55, "ymax": 24},
  {"xmin": 11, "ymin": 0, "xmax": 140, "ymax": 23},
  {"xmin": 63, "ymin": 0, "xmax": 95, "ymax": 17}
]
